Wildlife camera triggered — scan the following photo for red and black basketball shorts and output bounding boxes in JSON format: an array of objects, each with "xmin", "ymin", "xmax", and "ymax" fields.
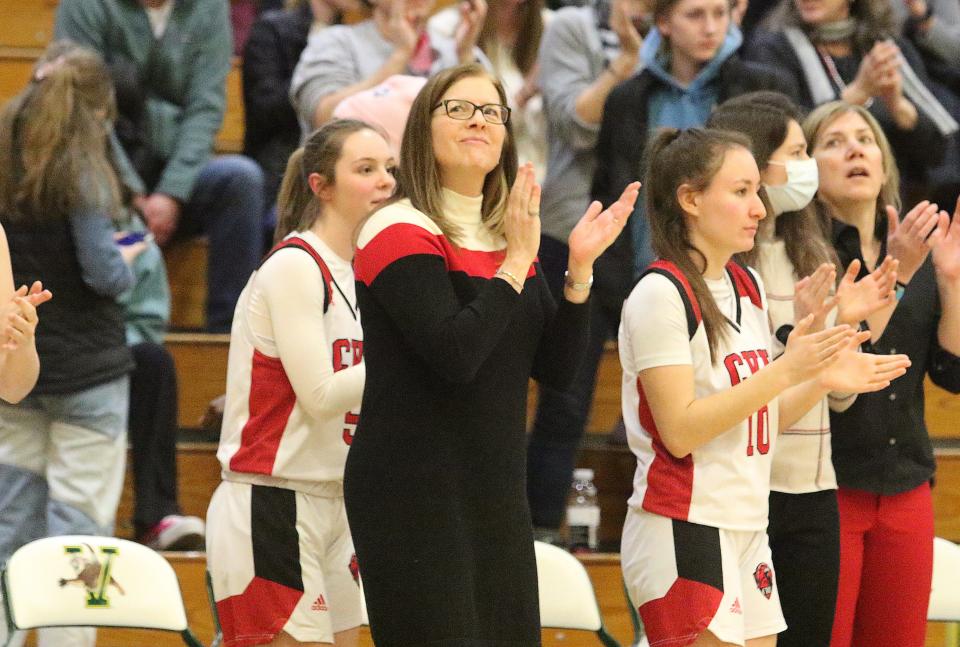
[
  {"xmin": 207, "ymin": 480, "xmax": 363, "ymax": 647},
  {"xmin": 621, "ymin": 508, "xmax": 786, "ymax": 646}
]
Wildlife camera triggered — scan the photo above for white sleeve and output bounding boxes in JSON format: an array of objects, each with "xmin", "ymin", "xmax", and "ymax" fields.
[
  {"xmin": 256, "ymin": 248, "xmax": 365, "ymax": 421},
  {"xmin": 621, "ymin": 273, "xmax": 694, "ymax": 372}
]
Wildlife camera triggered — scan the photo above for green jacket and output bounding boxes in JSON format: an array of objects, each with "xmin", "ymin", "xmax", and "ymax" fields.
[
  {"xmin": 55, "ymin": 0, "xmax": 232, "ymax": 202},
  {"xmin": 115, "ymin": 212, "xmax": 171, "ymax": 346}
]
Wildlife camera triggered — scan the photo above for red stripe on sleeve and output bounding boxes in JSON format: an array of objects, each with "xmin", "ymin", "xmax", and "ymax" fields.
[
  {"xmin": 355, "ymin": 223, "xmax": 446, "ymax": 286},
  {"xmin": 355, "ymin": 222, "xmax": 534, "ymax": 284}
]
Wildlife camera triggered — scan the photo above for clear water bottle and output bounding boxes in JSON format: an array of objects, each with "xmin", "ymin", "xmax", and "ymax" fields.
[{"xmin": 567, "ymin": 468, "xmax": 600, "ymax": 553}]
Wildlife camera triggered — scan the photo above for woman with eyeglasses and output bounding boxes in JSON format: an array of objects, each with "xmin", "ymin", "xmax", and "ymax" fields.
[{"xmin": 343, "ymin": 62, "xmax": 639, "ymax": 646}]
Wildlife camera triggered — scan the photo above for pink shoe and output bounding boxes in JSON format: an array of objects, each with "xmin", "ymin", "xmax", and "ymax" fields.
[{"xmin": 140, "ymin": 515, "xmax": 206, "ymax": 551}]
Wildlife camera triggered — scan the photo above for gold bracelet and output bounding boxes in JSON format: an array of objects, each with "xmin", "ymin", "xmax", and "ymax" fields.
[
  {"xmin": 564, "ymin": 270, "xmax": 594, "ymax": 291},
  {"xmin": 495, "ymin": 268, "xmax": 524, "ymax": 291}
]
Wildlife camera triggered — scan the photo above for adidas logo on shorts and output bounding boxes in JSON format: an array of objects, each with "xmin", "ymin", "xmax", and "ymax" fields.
[
  {"xmin": 729, "ymin": 598, "xmax": 742, "ymax": 615},
  {"xmin": 311, "ymin": 594, "xmax": 328, "ymax": 612}
]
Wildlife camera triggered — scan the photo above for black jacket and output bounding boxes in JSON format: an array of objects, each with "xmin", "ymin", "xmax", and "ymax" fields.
[
  {"xmin": 3, "ymin": 216, "xmax": 133, "ymax": 395},
  {"xmin": 830, "ymin": 219, "xmax": 960, "ymax": 494},
  {"xmin": 746, "ymin": 31, "xmax": 948, "ymax": 179},
  {"xmin": 590, "ymin": 54, "xmax": 796, "ymax": 311},
  {"xmin": 242, "ymin": 6, "xmax": 313, "ymax": 202}
]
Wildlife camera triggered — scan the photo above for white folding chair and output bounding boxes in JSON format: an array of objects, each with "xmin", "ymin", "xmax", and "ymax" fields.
[
  {"xmin": 534, "ymin": 540, "xmax": 620, "ymax": 646},
  {"xmin": 1, "ymin": 535, "xmax": 204, "ymax": 647},
  {"xmin": 929, "ymin": 537, "xmax": 960, "ymax": 647}
]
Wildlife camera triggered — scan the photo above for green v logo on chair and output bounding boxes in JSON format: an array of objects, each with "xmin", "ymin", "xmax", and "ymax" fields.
[{"xmin": 59, "ymin": 543, "xmax": 126, "ymax": 607}]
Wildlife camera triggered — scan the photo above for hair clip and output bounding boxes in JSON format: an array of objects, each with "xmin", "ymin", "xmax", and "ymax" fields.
[{"xmin": 33, "ymin": 55, "xmax": 67, "ymax": 82}]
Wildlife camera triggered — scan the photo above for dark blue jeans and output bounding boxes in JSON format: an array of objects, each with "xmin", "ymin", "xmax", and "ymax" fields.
[
  {"xmin": 179, "ymin": 155, "xmax": 265, "ymax": 332},
  {"xmin": 526, "ymin": 234, "xmax": 622, "ymax": 529}
]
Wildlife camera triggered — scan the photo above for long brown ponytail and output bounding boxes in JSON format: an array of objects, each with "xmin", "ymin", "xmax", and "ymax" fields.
[
  {"xmin": 645, "ymin": 127, "xmax": 753, "ymax": 364},
  {"xmin": 274, "ymin": 118, "xmax": 382, "ymax": 244}
]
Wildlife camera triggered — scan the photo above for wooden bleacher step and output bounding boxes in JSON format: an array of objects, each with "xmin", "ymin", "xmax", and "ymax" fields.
[
  {"xmin": 166, "ymin": 332, "xmax": 229, "ymax": 430},
  {"xmin": 164, "ymin": 239, "xmax": 211, "ymax": 332}
]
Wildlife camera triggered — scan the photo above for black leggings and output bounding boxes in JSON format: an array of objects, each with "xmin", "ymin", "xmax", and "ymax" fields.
[
  {"xmin": 128, "ymin": 341, "xmax": 181, "ymax": 535},
  {"xmin": 767, "ymin": 489, "xmax": 840, "ymax": 647}
]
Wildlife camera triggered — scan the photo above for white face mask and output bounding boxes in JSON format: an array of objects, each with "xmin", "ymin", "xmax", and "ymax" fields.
[{"xmin": 764, "ymin": 158, "xmax": 819, "ymax": 216}]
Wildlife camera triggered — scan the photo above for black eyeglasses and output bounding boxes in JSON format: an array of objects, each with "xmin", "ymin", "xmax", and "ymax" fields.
[{"xmin": 434, "ymin": 99, "xmax": 511, "ymax": 125}]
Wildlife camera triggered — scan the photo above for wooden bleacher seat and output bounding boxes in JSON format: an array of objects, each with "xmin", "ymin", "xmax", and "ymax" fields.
[
  {"xmin": 165, "ymin": 332, "xmax": 230, "ymax": 429},
  {"xmin": 0, "ymin": 1, "xmax": 57, "ymax": 50},
  {"xmin": 163, "ymin": 239, "xmax": 210, "ymax": 331}
]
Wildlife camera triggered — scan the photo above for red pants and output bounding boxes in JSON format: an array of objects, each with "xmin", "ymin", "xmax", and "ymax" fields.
[{"xmin": 831, "ymin": 483, "xmax": 933, "ymax": 647}]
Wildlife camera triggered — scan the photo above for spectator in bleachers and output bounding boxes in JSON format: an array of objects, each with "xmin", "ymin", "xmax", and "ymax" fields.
[
  {"xmin": 115, "ymin": 214, "xmax": 206, "ymax": 552},
  {"xmin": 243, "ymin": 0, "xmax": 363, "ymax": 208},
  {"xmin": 803, "ymin": 100, "xmax": 960, "ymax": 647},
  {"xmin": 232, "ymin": 0, "xmax": 288, "ymax": 55},
  {"xmin": 429, "ymin": 0, "xmax": 552, "ymax": 180},
  {"xmin": 55, "ymin": 0, "xmax": 267, "ymax": 334},
  {"xmin": 290, "ymin": 0, "xmax": 487, "ymax": 132},
  {"xmin": 891, "ymin": 0, "xmax": 960, "ymax": 103},
  {"xmin": 0, "ymin": 42, "xmax": 140, "ymax": 647},
  {"xmin": 898, "ymin": 0, "xmax": 960, "ymax": 67},
  {"xmin": 593, "ymin": 0, "xmax": 794, "ymax": 278},
  {"xmin": 526, "ymin": 0, "xmax": 649, "ymax": 543},
  {"xmin": 746, "ymin": 0, "xmax": 960, "ymax": 209}
]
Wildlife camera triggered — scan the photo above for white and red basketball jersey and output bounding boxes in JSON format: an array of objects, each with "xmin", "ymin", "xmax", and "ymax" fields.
[
  {"xmin": 619, "ymin": 260, "xmax": 779, "ymax": 531},
  {"xmin": 217, "ymin": 231, "xmax": 364, "ymax": 490}
]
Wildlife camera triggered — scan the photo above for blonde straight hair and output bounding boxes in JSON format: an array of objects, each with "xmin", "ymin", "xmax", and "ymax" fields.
[{"xmin": 803, "ymin": 101, "xmax": 901, "ymax": 234}]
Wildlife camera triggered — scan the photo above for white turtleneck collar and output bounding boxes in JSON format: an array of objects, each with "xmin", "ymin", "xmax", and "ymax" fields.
[
  {"xmin": 441, "ymin": 187, "xmax": 484, "ymax": 224},
  {"xmin": 440, "ymin": 187, "xmax": 505, "ymax": 251}
]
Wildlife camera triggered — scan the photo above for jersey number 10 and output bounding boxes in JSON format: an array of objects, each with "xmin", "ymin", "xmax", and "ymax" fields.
[{"xmin": 746, "ymin": 405, "xmax": 771, "ymax": 456}]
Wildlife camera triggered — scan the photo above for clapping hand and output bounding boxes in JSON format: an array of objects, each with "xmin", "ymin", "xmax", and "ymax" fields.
[
  {"xmin": 780, "ymin": 315, "xmax": 860, "ymax": 385},
  {"xmin": 835, "ymin": 256, "xmax": 898, "ymax": 325},
  {"xmin": 567, "ymin": 181, "xmax": 640, "ymax": 270},
  {"xmin": 1, "ymin": 282, "xmax": 52, "ymax": 352},
  {"xmin": 932, "ymin": 196, "xmax": 960, "ymax": 283},
  {"xmin": 381, "ymin": 0, "xmax": 420, "ymax": 54},
  {"xmin": 818, "ymin": 342, "xmax": 911, "ymax": 393},
  {"xmin": 455, "ymin": 0, "xmax": 487, "ymax": 63},
  {"xmin": 794, "ymin": 263, "xmax": 838, "ymax": 333},
  {"xmin": 852, "ymin": 40, "xmax": 904, "ymax": 105},
  {"xmin": 886, "ymin": 200, "xmax": 948, "ymax": 283},
  {"xmin": 501, "ymin": 163, "xmax": 543, "ymax": 278},
  {"xmin": 606, "ymin": 0, "xmax": 643, "ymax": 79}
]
